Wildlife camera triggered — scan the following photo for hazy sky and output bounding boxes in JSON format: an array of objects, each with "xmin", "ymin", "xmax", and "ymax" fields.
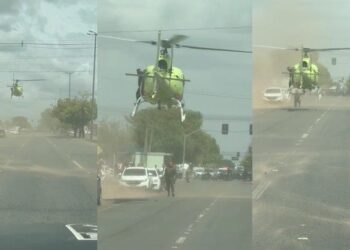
[
  {"xmin": 0, "ymin": 0, "xmax": 96, "ymax": 122},
  {"xmin": 253, "ymin": 0, "xmax": 350, "ymax": 92},
  {"xmin": 98, "ymin": 0, "xmax": 252, "ymax": 156}
]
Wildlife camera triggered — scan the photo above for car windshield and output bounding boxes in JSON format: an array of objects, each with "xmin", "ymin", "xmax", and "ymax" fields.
[
  {"xmin": 265, "ymin": 88, "xmax": 281, "ymax": 94},
  {"xmin": 123, "ymin": 169, "xmax": 146, "ymax": 176}
]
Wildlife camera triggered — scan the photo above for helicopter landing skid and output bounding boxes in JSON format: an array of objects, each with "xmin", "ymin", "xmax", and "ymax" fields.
[
  {"xmin": 131, "ymin": 96, "xmax": 143, "ymax": 117},
  {"xmin": 172, "ymin": 98, "xmax": 186, "ymax": 122}
]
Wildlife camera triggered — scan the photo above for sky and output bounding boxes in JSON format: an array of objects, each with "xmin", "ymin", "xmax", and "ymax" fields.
[
  {"xmin": 0, "ymin": 0, "xmax": 96, "ymax": 123},
  {"xmin": 98, "ymin": 0, "xmax": 253, "ymax": 156},
  {"xmin": 253, "ymin": 0, "xmax": 350, "ymax": 105}
]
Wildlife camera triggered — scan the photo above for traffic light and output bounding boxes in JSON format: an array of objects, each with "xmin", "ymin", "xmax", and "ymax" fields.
[
  {"xmin": 249, "ymin": 124, "xmax": 252, "ymax": 135},
  {"xmin": 221, "ymin": 123, "xmax": 229, "ymax": 135}
]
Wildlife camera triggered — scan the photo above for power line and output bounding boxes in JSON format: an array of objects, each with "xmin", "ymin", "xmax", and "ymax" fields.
[
  {"xmin": 99, "ymin": 26, "xmax": 252, "ymax": 34},
  {"xmin": 0, "ymin": 70, "xmax": 91, "ymax": 73},
  {"xmin": 0, "ymin": 42, "xmax": 92, "ymax": 46},
  {"xmin": 203, "ymin": 114, "xmax": 251, "ymax": 121},
  {"xmin": 0, "ymin": 55, "xmax": 93, "ymax": 61},
  {"xmin": 186, "ymin": 91, "xmax": 251, "ymax": 100}
]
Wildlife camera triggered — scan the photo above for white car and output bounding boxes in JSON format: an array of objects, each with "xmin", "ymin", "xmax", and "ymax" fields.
[
  {"xmin": 119, "ymin": 167, "xmax": 152, "ymax": 189},
  {"xmin": 147, "ymin": 168, "xmax": 162, "ymax": 191},
  {"xmin": 263, "ymin": 87, "xmax": 289, "ymax": 102}
]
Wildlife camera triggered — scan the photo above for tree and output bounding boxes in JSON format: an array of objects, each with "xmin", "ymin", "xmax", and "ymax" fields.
[
  {"xmin": 38, "ymin": 108, "xmax": 69, "ymax": 133},
  {"xmin": 98, "ymin": 121, "xmax": 135, "ymax": 162},
  {"xmin": 127, "ymin": 108, "xmax": 221, "ymax": 164},
  {"xmin": 240, "ymin": 152, "xmax": 252, "ymax": 173},
  {"xmin": 51, "ymin": 96, "xmax": 97, "ymax": 138},
  {"xmin": 12, "ymin": 116, "xmax": 31, "ymax": 129}
]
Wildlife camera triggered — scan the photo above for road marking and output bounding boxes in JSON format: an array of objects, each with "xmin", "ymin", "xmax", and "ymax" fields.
[
  {"xmin": 72, "ymin": 160, "xmax": 84, "ymax": 169},
  {"xmin": 65, "ymin": 224, "xmax": 97, "ymax": 241},
  {"xmin": 297, "ymin": 237, "xmax": 309, "ymax": 240},
  {"xmin": 253, "ymin": 181, "xmax": 271, "ymax": 200},
  {"xmin": 301, "ymin": 133, "xmax": 309, "ymax": 139},
  {"xmin": 272, "ymin": 169, "xmax": 279, "ymax": 172},
  {"xmin": 315, "ymin": 118, "xmax": 321, "ymax": 124},
  {"xmin": 176, "ymin": 237, "xmax": 187, "ymax": 244}
]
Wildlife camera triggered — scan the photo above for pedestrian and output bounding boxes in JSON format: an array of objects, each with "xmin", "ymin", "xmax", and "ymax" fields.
[
  {"xmin": 97, "ymin": 174, "xmax": 102, "ymax": 205},
  {"xmin": 164, "ymin": 161, "xmax": 176, "ymax": 197}
]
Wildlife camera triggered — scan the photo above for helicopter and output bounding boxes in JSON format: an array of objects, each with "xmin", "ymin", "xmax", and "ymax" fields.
[
  {"xmin": 257, "ymin": 45, "xmax": 350, "ymax": 107},
  {"xmin": 7, "ymin": 77, "xmax": 45, "ymax": 98},
  {"xmin": 101, "ymin": 31, "xmax": 251, "ymax": 121}
]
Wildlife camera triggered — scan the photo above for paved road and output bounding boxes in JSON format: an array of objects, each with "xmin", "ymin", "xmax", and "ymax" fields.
[
  {"xmin": 253, "ymin": 96, "xmax": 350, "ymax": 249},
  {"xmin": 0, "ymin": 133, "xmax": 97, "ymax": 250},
  {"xmin": 99, "ymin": 178, "xmax": 251, "ymax": 250}
]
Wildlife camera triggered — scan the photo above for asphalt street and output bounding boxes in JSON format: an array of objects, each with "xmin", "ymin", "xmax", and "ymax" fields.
[
  {"xmin": 98, "ymin": 178, "xmax": 251, "ymax": 250},
  {"xmin": 253, "ymin": 96, "xmax": 350, "ymax": 250},
  {"xmin": 0, "ymin": 133, "xmax": 97, "ymax": 250}
]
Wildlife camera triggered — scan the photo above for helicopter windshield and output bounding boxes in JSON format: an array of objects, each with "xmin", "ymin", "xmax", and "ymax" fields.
[{"xmin": 158, "ymin": 59, "xmax": 167, "ymax": 70}]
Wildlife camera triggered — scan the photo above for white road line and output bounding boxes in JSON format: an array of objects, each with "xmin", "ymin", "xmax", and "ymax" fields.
[
  {"xmin": 176, "ymin": 237, "xmax": 187, "ymax": 244},
  {"xmin": 253, "ymin": 181, "xmax": 271, "ymax": 200},
  {"xmin": 315, "ymin": 118, "xmax": 321, "ymax": 124},
  {"xmin": 301, "ymin": 133, "xmax": 309, "ymax": 139},
  {"xmin": 72, "ymin": 160, "xmax": 84, "ymax": 169},
  {"xmin": 297, "ymin": 237, "xmax": 309, "ymax": 240}
]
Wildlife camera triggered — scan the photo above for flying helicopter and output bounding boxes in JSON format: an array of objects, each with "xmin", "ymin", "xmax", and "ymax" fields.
[
  {"xmin": 256, "ymin": 45, "xmax": 350, "ymax": 107},
  {"xmin": 7, "ymin": 77, "xmax": 45, "ymax": 98},
  {"xmin": 101, "ymin": 31, "xmax": 251, "ymax": 121}
]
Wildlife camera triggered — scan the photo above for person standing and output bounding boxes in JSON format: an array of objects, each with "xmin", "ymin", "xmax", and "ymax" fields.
[{"xmin": 164, "ymin": 162, "xmax": 176, "ymax": 197}]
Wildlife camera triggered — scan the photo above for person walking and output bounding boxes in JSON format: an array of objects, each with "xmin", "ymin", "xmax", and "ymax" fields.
[{"xmin": 164, "ymin": 161, "xmax": 176, "ymax": 197}]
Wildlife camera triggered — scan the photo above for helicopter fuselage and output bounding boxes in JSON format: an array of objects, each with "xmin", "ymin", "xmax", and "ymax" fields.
[
  {"xmin": 141, "ymin": 65, "xmax": 185, "ymax": 106},
  {"xmin": 290, "ymin": 57, "xmax": 318, "ymax": 90},
  {"xmin": 11, "ymin": 85, "xmax": 23, "ymax": 97}
]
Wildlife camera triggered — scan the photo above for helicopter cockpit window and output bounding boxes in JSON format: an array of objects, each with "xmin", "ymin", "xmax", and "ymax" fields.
[
  {"xmin": 158, "ymin": 60, "xmax": 167, "ymax": 70},
  {"xmin": 302, "ymin": 60, "xmax": 308, "ymax": 68}
]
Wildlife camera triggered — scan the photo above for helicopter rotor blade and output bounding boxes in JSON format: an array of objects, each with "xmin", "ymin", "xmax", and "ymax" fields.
[
  {"xmin": 307, "ymin": 47, "xmax": 350, "ymax": 52},
  {"xmin": 176, "ymin": 44, "xmax": 251, "ymax": 53},
  {"xmin": 165, "ymin": 35, "xmax": 188, "ymax": 47},
  {"xmin": 101, "ymin": 34, "xmax": 251, "ymax": 53},
  {"xmin": 99, "ymin": 35, "xmax": 156, "ymax": 45}
]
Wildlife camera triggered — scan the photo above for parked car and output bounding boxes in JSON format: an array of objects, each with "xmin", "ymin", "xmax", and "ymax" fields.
[
  {"xmin": 119, "ymin": 167, "xmax": 152, "ymax": 189},
  {"xmin": 193, "ymin": 167, "xmax": 205, "ymax": 179},
  {"xmin": 217, "ymin": 167, "xmax": 234, "ymax": 181},
  {"xmin": 147, "ymin": 168, "xmax": 162, "ymax": 191},
  {"xmin": 263, "ymin": 87, "xmax": 289, "ymax": 102},
  {"xmin": 201, "ymin": 168, "xmax": 215, "ymax": 180}
]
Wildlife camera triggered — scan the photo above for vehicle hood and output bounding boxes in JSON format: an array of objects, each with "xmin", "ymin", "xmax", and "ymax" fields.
[{"xmin": 121, "ymin": 176, "xmax": 148, "ymax": 181}]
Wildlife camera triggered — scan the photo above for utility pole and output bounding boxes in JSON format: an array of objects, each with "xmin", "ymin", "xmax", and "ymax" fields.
[
  {"xmin": 87, "ymin": 30, "xmax": 97, "ymax": 140},
  {"xmin": 182, "ymin": 129, "xmax": 201, "ymax": 167},
  {"xmin": 66, "ymin": 72, "xmax": 73, "ymax": 98}
]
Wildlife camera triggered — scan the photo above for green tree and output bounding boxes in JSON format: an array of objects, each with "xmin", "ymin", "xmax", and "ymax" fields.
[
  {"xmin": 98, "ymin": 121, "xmax": 135, "ymax": 162},
  {"xmin": 240, "ymin": 153, "xmax": 252, "ymax": 172},
  {"xmin": 12, "ymin": 116, "xmax": 31, "ymax": 129},
  {"xmin": 51, "ymin": 96, "xmax": 97, "ymax": 138},
  {"xmin": 38, "ymin": 108, "xmax": 69, "ymax": 133},
  {"xmin": 127, "ymin": 108, "xmax": 221, "ymax": 164}
]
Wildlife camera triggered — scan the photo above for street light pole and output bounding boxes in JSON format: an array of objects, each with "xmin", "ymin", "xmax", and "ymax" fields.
[
  {"xmin": 66, "ymin": 72, "xmax": 73, "ymax": 98},
  {"xmin": 88, "ymin": 30, "xmax": 97, "ymax": 140},
  {"xmin": 182, "ymin": 129, "xmax": 201, "ymax": 168}
]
